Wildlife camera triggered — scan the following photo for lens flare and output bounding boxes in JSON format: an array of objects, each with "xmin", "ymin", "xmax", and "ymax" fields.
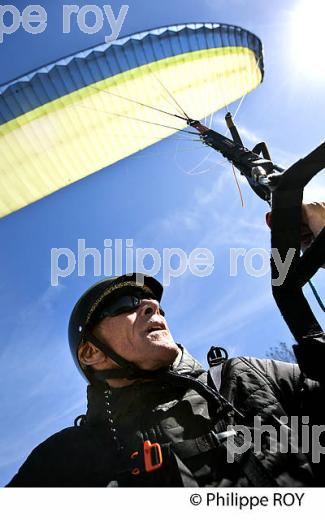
[{"xmin": 289, "ymin": 0, "xmax": 325, "ymax": 80}]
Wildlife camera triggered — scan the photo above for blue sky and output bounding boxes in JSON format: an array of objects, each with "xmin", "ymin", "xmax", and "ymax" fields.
[{"xmin": 0, "ymin": 0, "xmax": 324, "ymax": 486}]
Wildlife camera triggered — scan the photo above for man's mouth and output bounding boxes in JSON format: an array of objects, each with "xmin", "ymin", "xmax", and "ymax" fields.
[{"xmin": 145, "ymin": 321, "xmax": 166, "ymax": 335}]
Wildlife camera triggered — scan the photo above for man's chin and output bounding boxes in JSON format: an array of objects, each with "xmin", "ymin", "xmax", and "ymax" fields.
[
  {"xmin": 144, "ymin": 329, "xmax": 175, "ymax": 344},
  {"xmin": 141, "ymin": 337, "xmax": 180, "ymax": 368},
  {"xmin": 146, "ymin": 333, "xmax": 178, "ymax": 350}
]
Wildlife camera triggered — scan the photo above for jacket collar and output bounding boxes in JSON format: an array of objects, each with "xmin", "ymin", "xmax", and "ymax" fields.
[{"xmin": 85, "ymin": 345, "xmax": 205, "ymax": 426}]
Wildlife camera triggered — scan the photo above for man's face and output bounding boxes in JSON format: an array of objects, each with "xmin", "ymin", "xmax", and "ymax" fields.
[{"xmin": 91, "ymin": 298, "xmax": 180, "ymax": 371}]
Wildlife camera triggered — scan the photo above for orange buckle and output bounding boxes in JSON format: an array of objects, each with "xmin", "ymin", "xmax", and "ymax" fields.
[
  {"xmin": 130, "ymin": 440, "xmax": 163, "ymax": 475},
  {"xmin": 143, "ymin": 440, "xmax": 163, "ymax": 472}
]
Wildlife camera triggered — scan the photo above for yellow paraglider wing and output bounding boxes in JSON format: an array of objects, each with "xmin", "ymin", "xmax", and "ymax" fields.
[{"xmin": 0, "ymin": 23, "xmax": 264, "ymax": 217}]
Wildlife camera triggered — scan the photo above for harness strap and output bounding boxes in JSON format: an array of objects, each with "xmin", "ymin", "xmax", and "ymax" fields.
[
  {"xmin": 173, "ymin": 429, "xmax": 278, "ymax": 486},
  {"xmin": 110, "ymin": 442, "xmax": 199, "ymax": 486},
  {"xmin": 110, "ymin": 425, "xmax": 278, "ymax": 487},
  {"xmin": 208, "ymin": 364, "xmax": 223, "ymax": 392},
  {"xmin": 172, "ymin": 430, "xmax": 224, "ymax": 459}
]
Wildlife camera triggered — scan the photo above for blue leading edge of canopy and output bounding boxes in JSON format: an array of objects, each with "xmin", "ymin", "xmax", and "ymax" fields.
[{"xmin": 0, "ymin": 23, "xmax": 264, "ymax": 125}]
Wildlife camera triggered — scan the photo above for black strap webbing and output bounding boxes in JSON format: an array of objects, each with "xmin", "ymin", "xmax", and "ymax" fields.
[
  {"xmin": 172, "ymin": 431, "xmax": 222, "ymax": 459},
  {"xmin": 85, "ymin": 333, "xmax": 168, "ymax": 381},
  {"xmin": 270, "ymin": 143, "xmax": 325, "ymax": 350}
]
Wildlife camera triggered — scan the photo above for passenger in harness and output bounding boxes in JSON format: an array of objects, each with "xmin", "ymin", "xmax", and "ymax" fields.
[{"xmin": 7, "ymin": 204, "xmax": 325, "ymax": 487}]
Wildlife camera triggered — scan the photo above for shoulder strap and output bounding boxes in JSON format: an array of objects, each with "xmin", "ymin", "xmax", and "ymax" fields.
[
  {"xmin": 208, "ymin": 364, "xmax": 223, "ymax": 391},
  {"xmin": 206, "ymin": 347, "xmax": 279, "ymax": 486},
  {"xmin": 207, "ymin": 345, "xmax": 228, "ymax": 392}
]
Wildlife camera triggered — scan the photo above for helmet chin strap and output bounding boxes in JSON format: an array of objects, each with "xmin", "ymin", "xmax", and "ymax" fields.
[
  {"xmin": 84, "ymin": 335, "xmax": 245, "ymax": 420},
  {"xmin": 84, "ymin": 332, "xmax": 167, "ymax": 381}
]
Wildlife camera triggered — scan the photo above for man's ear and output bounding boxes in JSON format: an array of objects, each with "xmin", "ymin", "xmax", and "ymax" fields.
[{"xmin": 78, "ymin": 342, "xmax": 106, "ymax": 366}]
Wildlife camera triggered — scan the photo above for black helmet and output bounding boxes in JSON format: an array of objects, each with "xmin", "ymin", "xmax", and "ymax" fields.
[{"xmin": 68, "ymin": 273, "xmax": 163, "ymax": 380}]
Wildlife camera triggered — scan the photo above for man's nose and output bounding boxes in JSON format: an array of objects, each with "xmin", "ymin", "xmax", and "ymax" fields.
[{"xmin": 139, "ymin": 299, "xmax": 161, "ymax": 316}]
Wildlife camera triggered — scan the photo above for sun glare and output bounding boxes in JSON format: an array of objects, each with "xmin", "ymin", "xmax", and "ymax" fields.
[{"xmin": 289, "ymin": 0, "xmax": 325, "ymax": 80}]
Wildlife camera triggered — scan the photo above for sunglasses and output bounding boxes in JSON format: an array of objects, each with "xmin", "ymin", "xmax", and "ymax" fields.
[{"xmin": 93, "ymin": 294, "xmax": 165, "ymax": 324}]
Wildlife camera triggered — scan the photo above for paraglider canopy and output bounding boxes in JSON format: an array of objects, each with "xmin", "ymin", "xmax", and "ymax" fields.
[{"xmin": 0, "ymin": 23, "xmax": 264, "ymax": 218}]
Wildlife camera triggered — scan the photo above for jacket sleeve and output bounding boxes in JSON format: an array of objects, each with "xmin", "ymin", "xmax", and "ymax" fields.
[
  {"xmin": 6, "ymin": 426, "xmax": 114, "ymax": 487},
  {"xmin": 6, "ymin": 438, "xmax": 58, "ymax": 487},
  {"xmin": 6, "ymin": 427, "xmax": 90, "ymax": 487},
  {"xmin": 219, "ymin": 356, "xmax": 316, "ymax": 417}
]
